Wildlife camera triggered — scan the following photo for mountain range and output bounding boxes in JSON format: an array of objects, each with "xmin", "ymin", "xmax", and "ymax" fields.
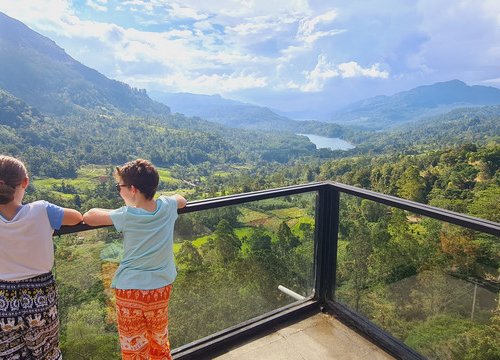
[
  {"xmin": 329, "ymin": 79, "xmax": 500, "ymax": 129},
  {"xmin": 151, "ymin": 80, "xmax": 500, "ymax": 131},
  {"xmin": 0, "ymin": 11, "xmax": 169, "ymax": 116},
  {"xmin": 149, "ymin": 91, "xmax": 294, "ymax": 130},
  {"xmin": 1, "ymin": 10, "xmax": 499, "ymax": 137}
]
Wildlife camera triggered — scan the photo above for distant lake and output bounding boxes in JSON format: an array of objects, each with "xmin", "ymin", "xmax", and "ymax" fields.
[{"xmin": 298, "ymin": 134, "xmax": 355, "ymax": 150}]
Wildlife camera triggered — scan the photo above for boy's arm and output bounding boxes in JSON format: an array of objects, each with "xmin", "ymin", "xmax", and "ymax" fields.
[
  {"xmin": 173, "ymin": 194, "xmax": 187, "ymax": 209},
  {"xmin": 61, "ymin": 208, "xmax": 83, "ymax": 226},
  {"xmin": 83, "ymin": 208, "xmax": 114, "ymax": 226}
]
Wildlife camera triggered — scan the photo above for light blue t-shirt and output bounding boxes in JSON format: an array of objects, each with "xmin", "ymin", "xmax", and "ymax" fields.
[{"xmin": 109, "ymin": 195, "xmax": 178, "ymax": 290}]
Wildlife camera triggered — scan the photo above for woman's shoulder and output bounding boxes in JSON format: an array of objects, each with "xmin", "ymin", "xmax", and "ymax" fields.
[
  {"xmin": 18, "ymin": 200, "xmax": 50, "ymax": 219},
  {"xmin": 27, "ymin": 200, "xmax": 49, "ymax": 208},
  {"xmin": 28, "ymin": 200, "xmax": 62, "ymax": 210}
]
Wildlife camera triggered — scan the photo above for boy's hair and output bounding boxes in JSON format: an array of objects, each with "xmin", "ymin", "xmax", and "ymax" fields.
[
  {"xmin": 115, "ymin": 159, "xmax": 159, "ymax": 200},
  {"xmin": 0, "ymin": 155, "xmax": 28, "ymax": 204}
]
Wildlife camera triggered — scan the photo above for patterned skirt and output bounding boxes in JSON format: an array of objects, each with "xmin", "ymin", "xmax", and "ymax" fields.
[{"xmin": 0, "ymin": 273, "xmax": 61, "ymax": 360}]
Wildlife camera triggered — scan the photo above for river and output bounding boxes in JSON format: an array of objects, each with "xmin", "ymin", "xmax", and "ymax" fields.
[{"xmin": 298, "ymin": 133, "xmax": 355, "ymax": 150}]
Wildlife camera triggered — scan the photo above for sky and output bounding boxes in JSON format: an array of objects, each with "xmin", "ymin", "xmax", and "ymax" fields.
[{"xmin": 0, "ymin": 0, "xmax": 499, "ymax": 119}]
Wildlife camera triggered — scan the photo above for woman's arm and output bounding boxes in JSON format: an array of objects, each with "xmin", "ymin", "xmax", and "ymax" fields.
[
  {"xmin": 83, "ymin": 208, "xmax": 113, "ymax": 226},
  {"xmin": 61, "ymin": 208, "xmax": 83, "ymax": 226}
]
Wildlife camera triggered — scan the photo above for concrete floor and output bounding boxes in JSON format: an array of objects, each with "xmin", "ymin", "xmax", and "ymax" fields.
[{"xmin": 212, "ymin": 312, "xmax": 395, "ymax": 360}]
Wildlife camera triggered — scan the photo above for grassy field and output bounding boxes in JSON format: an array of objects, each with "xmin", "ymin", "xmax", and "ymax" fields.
[
  {"xmin": 157, "ymin": 168, "xmax": 184, "ymax": 186},
  {"xmin": 33, "ymin": 165, "xmax": 109, "ymax": 193},
  {"xmin": 238, "ymin": 206, "xmax": 311, "ymax": 232},
  {"xmin": 32, "ymin": 164, "xmax": 192, "ymax": 200}
]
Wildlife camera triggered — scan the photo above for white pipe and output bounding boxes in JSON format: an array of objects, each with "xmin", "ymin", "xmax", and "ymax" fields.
[{"xmin": 278, "ymin": 285, "xmax": 305, "ymax": 301}]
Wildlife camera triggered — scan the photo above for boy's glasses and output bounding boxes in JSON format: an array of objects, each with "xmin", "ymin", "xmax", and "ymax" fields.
[{"xmin": 115, "ymin": 184, "xmax": 128, "ymax": 192}]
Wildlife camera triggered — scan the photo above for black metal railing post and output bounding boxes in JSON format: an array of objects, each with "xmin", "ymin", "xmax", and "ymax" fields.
[{"xmin": 314, "ymin": 185, "xmax": 339, "ymax": 303}]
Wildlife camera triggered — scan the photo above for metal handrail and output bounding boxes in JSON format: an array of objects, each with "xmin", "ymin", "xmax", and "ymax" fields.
[
  {"xmin": 54, "ymin": 181, "xmax": 499, "ymax": 237},
  {"xmin": 327, "ymin": 181, "xmax": 499, "ymax": 236},
  {"xmin": 53, "ymin": 182, "xmax": 326, "ymax": 235}
]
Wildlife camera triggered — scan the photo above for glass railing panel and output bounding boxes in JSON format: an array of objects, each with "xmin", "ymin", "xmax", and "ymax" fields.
[
  {"xmin": 170, "ymin": 192, "xmax": 317, "ymax": 347},
  {"xmin": 53, "ymin": 191, "xmax": 317, "ymax": 357},
  {"xmin": 334, "ymin": 193, "xmax": 499, "ymax": 360}
]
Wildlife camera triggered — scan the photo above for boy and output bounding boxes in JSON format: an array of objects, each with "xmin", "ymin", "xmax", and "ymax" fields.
[{"xmin": 83, "ymin": 159, "xmax": 186, "ymax": 360}]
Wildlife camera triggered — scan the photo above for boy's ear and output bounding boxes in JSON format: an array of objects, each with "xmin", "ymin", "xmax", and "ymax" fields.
[{"xmin": 22, "ymin": 177, "xmax": 29, "ymax": 189}]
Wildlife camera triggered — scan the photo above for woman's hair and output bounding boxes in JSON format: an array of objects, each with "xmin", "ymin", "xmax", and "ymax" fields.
[
  {"xmin": 0, "ymin": 155, "xmax": 28, "ymax": 204},
  {"xmin": 115, "ymin": 159, "xmax": 159, "ymax": 200}
]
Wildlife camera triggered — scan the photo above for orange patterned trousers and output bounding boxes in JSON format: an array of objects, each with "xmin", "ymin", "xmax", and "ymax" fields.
[{"xmin": 115, "ymin": 284, "xmax": 173, "ymax": 360}]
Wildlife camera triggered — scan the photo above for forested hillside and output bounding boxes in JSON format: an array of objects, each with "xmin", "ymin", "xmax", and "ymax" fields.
[
  {"xmin": 0, "ymin": 88, "xmax": 322, "ymax": 179},
  {"xmin": 0, "ymin": 12, "xmax": 170, "ymax": 116},
  {"xmin": 344, "ymin": 105, "xmax": 500, "ymax": 156},
  {"xmin": 150, "ymin": 90, "xmax": 361, "ymax": 141}
]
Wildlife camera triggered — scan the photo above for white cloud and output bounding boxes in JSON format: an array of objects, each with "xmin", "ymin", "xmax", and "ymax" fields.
[
  {"xmin": 121, "ymin": 0, "xmax": 156, "ymax": 14},
  {"xmin": 482, "ymin": 0, "xmax": 500, "ymax": 24},
  {"xmin": 0, "ymin": 0, "xmax": 75, "ymax": 26},
  {"xmin": 0, "ymin": 1, "xmax": 392, "ymax": 98},
  {"xmin": 193, "ymin": 20, "xmax": 214, "ymax": 32},
  {"xmin": 228, "ymin": 13, "xmax": 298, "ymax": 35},
  {"xmin": 297, "ymin": 10, "xmax": 344, "ymax": 43},
  {"xmin": 299, "ymin": 28, "xmax": 346, "ymax": 44},
  {"xmin": 481, "ymin": 77, "xmax": 500, "ymax": 85},
  {"xmin": 298, "ymin": 10, "xmax": 338, "ymax": 37},
  {"xmin": 279, "ymin": 45, "xmax": 308, "ymax": 61},
  {"xmin": 168, "ymin": 3, "xmax": 208, "ymax": 20},
  {"xmin": 230, "ymin": 19, "xmax": 275, "ymax": 36},
  {"xmin": 4, "ymin": 0, "xmax": 493, "ymax": 115},
  {"xmin": 298, "ymin": 56, "xmax": 389, "ymax": 92},
  {"xmin": 123, "ymin": 71, "xmax": 268, "ymax": 95},
  {"xmin": 179, "ymin": 0, "xmax": 310, "ymax": 18},
  {"xmin": 412, "ymin": 0, "xmax": 500, "ymax": 82},
  {"xmin": 86, "ymin": 0, "xmax": 107, "ymax": 12},
  {"xmin": 338, "ymin": 62, "xmax": 389, "ymax": 79},
  {"xmin": 0, "ymin": 0, "xmax": 115, "ymax": 40},
  {"xmin": 121, "ymin": 1, "xmax": 209, "ymax": 21},
  {"xmin": 301, "ymin": 55, "xmax": 339, "ymax": 92}
]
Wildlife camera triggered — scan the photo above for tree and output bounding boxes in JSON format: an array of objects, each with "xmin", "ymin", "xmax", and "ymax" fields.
[
  {"xmin": 397, "ymin": 165, "xmax": 427, "ymax": 202},
  {"xmin": 440, "ymin": 226, "xmax": 479, "ymax": 275},
  {"xmin": 214, "ymin": 220, "xmax": 241, "ymax": 263},
  {"xmin": 459, "ymin": 311, "xmax": 500, "ymax": 360},
  {"xmin": 177, "ymin": 241, "xmax": 203, "ymax": 271},
  {"xmin": 275, "ymin": 222, "xmax": 300, "ymax": 256},
  {"xmin": 338, "ymin": 213, "xmax": 373, "ymax": 311},
  {"xmin": 247, "ymin": 226, "xmax": 272, "ymax": 254},
  {"xmin": 468, "ymin": 187, "xmax": 500, "ymax": 222}
]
